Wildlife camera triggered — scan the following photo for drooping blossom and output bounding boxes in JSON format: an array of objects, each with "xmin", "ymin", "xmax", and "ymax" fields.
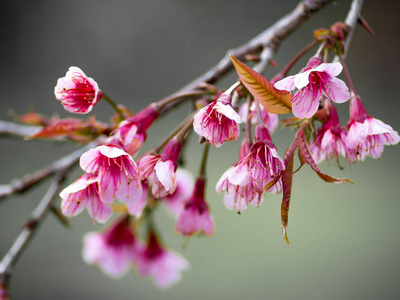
[
  {"xmin": 241, "ymin": 125, "xmax": 284, "ymax": 195},
  {"xmin": 82, "ymin": 216, "xmax": 142, "ymax": 278},
  {"xmin": 113, "ymin": 105, "xmax": 159, "ymax": 156},
  {"xmin": 60, "ymin": 173, "xmax": 112, "ymax": 223},
  {"xmin": 310, "ymin": 101, "xmax": 349, "ymax": 164},
  {"xmin": 176, "ymin": 176, "xmax": 215, "ymax": 236},
  {"xmin": 274, "ymin": 57, "xmax": 350, "ymax": 119},
  {"xmin": 346, "ymin": 95, "xmax": 399, "ymax": 161},
  {"xmin": 193, "ymin": 93, "xmax": 242, "ymax": 147},
  {"xmin": 137, "ymin": 231, "xmax": 190, "ymax": 289},
  {"xmin": 162, "ymin": 169, "xmax": 194, "ymax": 217},
  {"xmin": 239, "ymin": 101, "xmax": 278, "ymax": 134},
  {"xmin": 216, "ymin": 141, "xmax": 262, "ymax": 213},
  {"xmin": 80, "ymin": 145, "xmax": 144, "ymax": 217},
  {"xmin": 138, "ymin": 138, "xmax": 182, "ymax": 198},
  {"xmin": 54, "ymin": 66, "xmax": 102, "ymax": 114}
]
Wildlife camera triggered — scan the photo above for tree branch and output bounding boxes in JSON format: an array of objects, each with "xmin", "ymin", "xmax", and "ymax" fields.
[
  {"xmin": 0, "ymin": 120, "xmax": 41, "ymax": 138},
  {"xmin": 0, "ymin": 139, "xmax": 102, "ymax": 201},
  {"xmin": 180, "ymin": 0, "xmax": 334, "ymax": 92},
  {"xmin": 0, "ymin": 171, "xmax": 68, "ymax": 299}
]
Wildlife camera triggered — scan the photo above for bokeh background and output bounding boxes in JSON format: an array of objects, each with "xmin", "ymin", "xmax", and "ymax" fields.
[{"xmin": 1, "ymin": 0, "xmax": 399, "ymax": 299}]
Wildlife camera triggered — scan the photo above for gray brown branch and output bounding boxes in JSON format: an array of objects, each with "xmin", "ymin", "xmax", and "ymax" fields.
[
  {"xmin": 0, "ymin": 171, "xmax": 68, "ymax": 299},
  {"xmin": 0, "ymin": 139, "xmax": 102, "ymax": 201}
]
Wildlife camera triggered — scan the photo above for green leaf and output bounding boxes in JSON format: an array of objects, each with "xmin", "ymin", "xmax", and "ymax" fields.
[{"xmin": 230, "ymin": 55, "xmax": 292, "ymax": 114}]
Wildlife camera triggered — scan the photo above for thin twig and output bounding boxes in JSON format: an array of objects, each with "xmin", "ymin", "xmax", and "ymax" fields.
[
  {"xmin": 0, "ymin": 171, "xmax": 68, "ymax": 298},
  {"xmin": 0, "ymin": 120, "xmax": 41, "ymax": 138},
  {"xmin": 0, "ymin": 139, "xmax": 102, "ymax": 201},
  {"xmin": 334, "ymin": 0, "xmax": 364, "ymax": 61}
]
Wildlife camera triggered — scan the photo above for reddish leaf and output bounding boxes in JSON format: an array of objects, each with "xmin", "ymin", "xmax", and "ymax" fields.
[
  {"xmin": 230, "ymin": 55, "xmax": 292, "ymax": 114},
  {"xmin": 281, "ymin": 149, "xmax": 295, "ymax": 246},
  {"xmin": 297, "ymin": 131, "xmax": 354, "ymax": 184},
  {"xmin": 12, "ymin": 110, "xmax": 50, "ymax": 126},
  {"xmin": 29, "ymin": 117, "xmax": 105, "ymax": 142}
]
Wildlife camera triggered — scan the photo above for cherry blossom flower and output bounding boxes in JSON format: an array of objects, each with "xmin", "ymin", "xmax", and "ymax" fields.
[
  {"xmin": 176, "ymin": 177, "xmax": 215, "ymax": 236},
  {"xmin": 242, "ymin": 125, "xmax": 284, "ymax": 194},
  {"xmin": 274, "ymin": 57, "xmax": 350, "ymax": 119},
  {"xmin": 138, "ymin": 138, "xmax": 182, "ymax": 198},
  {"xmin": 162, "ymin": 169, "xmax": 194, "ymax": 217},
  {"xmin": 137, "ymin": 231, "xmax": 190, "ymax": 289},
  {"xmin": 216, "ymin": 141, "xmax": 261, "ymax": 213},
  {"xmin": 60, "ymin": 173, "xmax": 112, "ymax": 223},
  {"xmin": 193, "ymin": 93, "xmax": 242, "ymax": 147},
  {"xmin": 113, "ymin": 105, "xmax": 159, "ymax": 156},
  {"xmin": 82, "ymin": 217, "xmax": 141, "ymax": 278},
  {"xmin": 80, "ymin": 145, "xmax": 144, "ymax": 217},
  {"xmin": 54, "ymin": 66, "xmax": 102, "ymax": 114},
  {"xmin": 239, "ymin": 101, "xmax": 278, "ymax": 134},
  {"xmin": 346, "ymin": 95, "xmax": 399, "ymax": 161},
  {"xmin": 310, "ymin": 101, "xmax": 349, "ymax": 164}
]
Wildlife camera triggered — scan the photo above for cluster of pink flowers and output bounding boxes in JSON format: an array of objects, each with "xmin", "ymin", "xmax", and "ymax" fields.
[
  {"xmin": 53, "ymin": 53, "xmax": 398, "ymax": 289},
  {"xmin": 55, "ymin": 67, "xmax": 218, "ymax": 287},
  {"xmin": 83, "ymin": 217, "xmax": 190, "ymax": 288},
  {"xmin": 271, "ymin": 57, "xmax": 399, "ymax": 164}
]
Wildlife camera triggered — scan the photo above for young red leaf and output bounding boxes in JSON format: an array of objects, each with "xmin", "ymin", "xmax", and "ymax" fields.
[
  {"xmin": 230, "ymin": 55, "xmax": 292, "ymax": 114},
  {"xmin": 281, "ymin": 150, "xmax": 295, "ymax": 246},
  {"xmin": 297, "ymin": 131, "xmax": 354, "ymax": 184},
  {"xmin": 29, "ymin": 117, "xmax": 105, "ymax": 142}
]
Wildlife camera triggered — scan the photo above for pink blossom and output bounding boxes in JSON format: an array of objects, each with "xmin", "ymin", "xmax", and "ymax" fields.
[
  {"xmin": 176, "ymin": 177, "xmax": 215, "ymax": 236},
  {"xmin": 60, "ymin": 173, "xmax": 112, "ymax": 223},
  {"xmin": 82, "ymin": 217, "xmax": 141, "ymax": 278},
  {"xmin": 239, "ymin": 101, "xmax": 278, "ymax": 134},
  {"xmin": 241, "ymin": 125, "xmax": 284, "ymax": 194},
  {"xmin": 346, "ymin": 95, "xmax": 399, "ymax": 161},
  {"xmin": 80, "ymin": 145, "xmax": 144, "ymax": 217},
  {"xmin": 216, "ymin": 141, "xmax": 261, "ymax": 213},
  {"xmin": 310, "ymin": 101, "xmax": 349, "ymax": 164},
  {"xmin": 162, "ymin": 169, "xmax": 194, "ymax": 217},
  {"xmin": 138, "ymin": 138, "xmax": 182, "ymax": 198},
  {"xmin": 54, "ymin": 66, "xmax": 101, "ymax": 114},
  {"xmin": 193, "ymin": 93, "xmax": 242, "ymax": 147},
  {"xmin": 113, "ymin": 105, "xmax": 159, "ymax": 156},
  {"xmin": 274, "ymin": 57, "xmax": 350, "ymax": 119},
  {"xmin": 137, "ymin": 231, "xmax": 190, "ymax": 289}
]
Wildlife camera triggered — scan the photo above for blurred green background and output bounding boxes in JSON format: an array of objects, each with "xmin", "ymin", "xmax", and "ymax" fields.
[{"xmin": 1, "ymin": 0, "xmax": 399, "ymax": 299}]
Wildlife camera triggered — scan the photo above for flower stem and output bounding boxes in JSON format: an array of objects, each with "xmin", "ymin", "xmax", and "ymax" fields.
[
  {"xmin": 101, "ymin": 93, "xmax": 124, "ymax": 118},
  {"xmin": 157, "ymin": 90, "xmax": 213, "ymax": 114},
  {"xmin": 338, "ymin": 54, "xmax": 357, "ymax": 95},
  {"xmin": 271, "ymin": 40, "xmax": 318, "ymax": 84},
  {"xmin": 199, "ymin": 143, "xmax": 210, "ymax": 177},
  {"xmin": 153, "ymin": 112, "xmax": 195, "ymax": 154}
]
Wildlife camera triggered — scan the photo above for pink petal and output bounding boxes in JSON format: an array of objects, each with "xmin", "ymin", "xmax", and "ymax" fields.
[
  {"xmin": 228, "ymin": 164, "xmax": 251, "ymax": 186},
  {"xmin": 98, "ymin": 145, "xmax": 130, "ymax": 158},
  {"xmin": 274, "ymin": 75, "xmax": 296, "ymax": 91},
  {"xmin": 346, "ymin": 121, "xmax": 368, "ymax": 149},
  {"xmin": 214, "ymin": 102, "xmax": 242, "ymax": 123},
  {"xmin": 293, "ymin": 69, "xmax": 312, "ymax": 89},
  {"xmin": 323, "ymin": 77, "xmax": 350, "ymax": 103},
  {"xmin": 86, "ymin": 198, "xmax": 113, "ymax": 224},
  {"xmin": 155, "ymin": 160, "xmax": 176, "ymax": 192},
  {"xmin": 79, "ymin": 148, "xmax": 101, "ymax": 173},
  {"xmin": 291, "ymin": 88, "xmax": 321, "ymax": 119},
  {"xmin": 314, "ymin": 62, "xmax": 343, "ymax": 77},
  {"xmin": 126, "ymin": 182, "xmax": 147, "ymax": 217}
]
